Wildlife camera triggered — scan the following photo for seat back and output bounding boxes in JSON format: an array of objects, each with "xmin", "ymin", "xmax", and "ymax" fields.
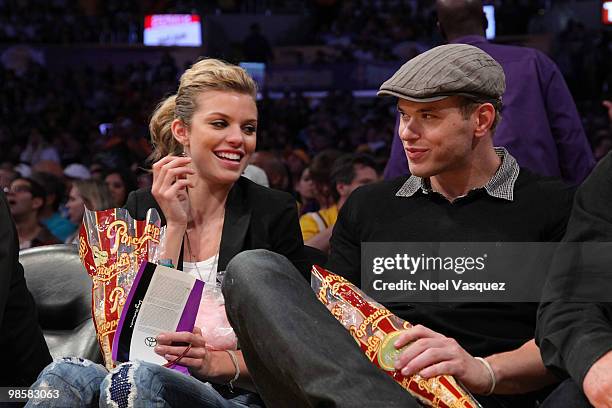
[{"xmin": 20, "ymin": 244, "xmax": 102, "ymax": 362}]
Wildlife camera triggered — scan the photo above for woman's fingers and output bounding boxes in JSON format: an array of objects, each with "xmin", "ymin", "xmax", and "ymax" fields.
[{"xmin": 153, "ymin": 158, "xmax": 194, "ymax": 192}]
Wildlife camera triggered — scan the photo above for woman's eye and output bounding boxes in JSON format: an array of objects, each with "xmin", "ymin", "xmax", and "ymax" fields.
[
  {"xmin": 243, "ymin": 125, "xmax": 257, "ymax": 134},
  {"xmin": 211, "ymin": 121, "xmax": 227, "ymax": 128}
]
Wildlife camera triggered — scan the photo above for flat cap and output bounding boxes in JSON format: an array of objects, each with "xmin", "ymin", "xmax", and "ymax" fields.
[{"xmin": 378, "ymin": 44, "xmax": 505, "ymax": 102}]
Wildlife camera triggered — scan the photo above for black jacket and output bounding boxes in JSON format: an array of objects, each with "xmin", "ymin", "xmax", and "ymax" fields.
[
  {"xmin": 0, "ymin": 191, "xmax": 52, "ymax": 386},
  {"xmin": 124, "ymin": 176, "xmax": 309, "ymax": 278},
  {"xmin": 537, "ymin": 152, "xmax": 612, "ymax": 386}
]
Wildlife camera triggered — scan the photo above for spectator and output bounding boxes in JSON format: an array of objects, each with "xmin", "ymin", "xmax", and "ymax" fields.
[
  {"xmin": 384, "ymin": 0, "xmax": 596, "ymax": 185},
  {"xmin": 30, "ymin": 171, "xmax": 76, "ymax": 242},
  {"xmin": 104, "ymin": 168, "xmax": 137, "ymax": 207},
  {"xmin": 64, "ymin": 179, "xmax": 113, "ymax": 243},
  {"xmin": 19, "ymin": 128, "xmax": 60, "ymax": 166},
  {"xmin": 0, "ymin": 163, "xmax": 17, "ymax": 190},
  {"xmin": 294, "ymin": 166, "xmax": 318, "ymax": 216},
  {"xmin": 300, "ymin": 152, "xmax": 378, "ymax": 252},
  {"xmin": 250, "ymin": 151, "xmax": 290, "ymax": 192},
  {"xmin": 5, "ymin": 177, "xmax": 60, "ymax": 249}
]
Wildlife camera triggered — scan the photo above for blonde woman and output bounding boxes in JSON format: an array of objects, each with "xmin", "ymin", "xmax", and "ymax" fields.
[{"xmin": 27, "ymin": 59, "xmax": 308, "ymax": 408}]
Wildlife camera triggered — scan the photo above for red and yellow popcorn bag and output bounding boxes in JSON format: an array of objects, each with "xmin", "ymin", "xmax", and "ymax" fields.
[
  {"xmin": 79, "ymin": 208, "xmax": 163, "ymax": 369},
  {"xmin": 311, "ymin": 265, "xmax": 482, "ymax": 408}
]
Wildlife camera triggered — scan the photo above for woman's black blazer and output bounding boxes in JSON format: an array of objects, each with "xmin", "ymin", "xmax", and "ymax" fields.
[{"xmin": 124, "ymin": 176, "xmax": 309, "ymax": 278}]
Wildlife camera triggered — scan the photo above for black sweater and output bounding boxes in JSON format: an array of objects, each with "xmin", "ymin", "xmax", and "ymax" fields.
[{"xmin": 327, "ymin": 168, "xmax": 574, "ymax": 358}]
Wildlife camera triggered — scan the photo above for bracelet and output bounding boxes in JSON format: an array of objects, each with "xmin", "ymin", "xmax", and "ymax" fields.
[
  {"xmin": 475, "ymin": 357, "xmax": 496, "ymax": 395},
  {"xmin": 224, "ymin": 349, "xmax": 240, "ymax": 390}
]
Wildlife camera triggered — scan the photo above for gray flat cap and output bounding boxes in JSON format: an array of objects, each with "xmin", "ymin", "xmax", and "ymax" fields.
[{"xmin": 378, "ymin": 44, "xmax": 505, "ymax": 102}]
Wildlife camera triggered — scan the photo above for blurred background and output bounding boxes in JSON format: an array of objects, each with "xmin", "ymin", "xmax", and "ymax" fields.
[{"xmin": 1, "ymin": 0, "xmax": 611, "ymax": 248}]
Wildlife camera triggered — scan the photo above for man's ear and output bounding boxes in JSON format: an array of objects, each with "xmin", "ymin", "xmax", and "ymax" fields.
[
  {"xmin": 171, "ymin": 118, "xmax": 189, "ymax": 147},
  {"xmin": 32, "ymin": 196, "xmax": 44, "ymax": 211},
  {"xmin": 473, "ymin": 103, "xmax": 496, "ymax": 138},
  {"xmin": 336, "ymin": 182, "xmax": 349, "ymax": 199}
]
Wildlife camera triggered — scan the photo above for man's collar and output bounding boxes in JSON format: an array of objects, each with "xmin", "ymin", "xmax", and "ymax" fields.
[{"xmin": 396, "ymin": 148, "xmax": 520, "ymax": 201}]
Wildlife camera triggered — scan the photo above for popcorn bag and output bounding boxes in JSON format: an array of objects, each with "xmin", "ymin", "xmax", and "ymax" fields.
[
  {"xmin": 79, "ymin": 208, "xmax": 163, "ymax": 369},
  {"xmin": 311, "ymin": 265, "xmax": 482, "ymax": 408}
]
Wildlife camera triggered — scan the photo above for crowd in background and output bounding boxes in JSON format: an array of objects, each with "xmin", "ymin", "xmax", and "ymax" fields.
[{"xmin": 1, "ymin": 0, "xmax": 612, "ymax": 250}]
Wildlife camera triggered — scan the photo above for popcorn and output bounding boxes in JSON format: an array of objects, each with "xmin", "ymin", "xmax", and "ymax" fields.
[{"xmin": 311, "ymin": 265, "xmax": 482, "ymax": 408}]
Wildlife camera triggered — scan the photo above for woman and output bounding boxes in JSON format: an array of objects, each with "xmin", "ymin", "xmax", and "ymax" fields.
[
  {"xmin": 27, "ymin": 59, "xmax": 308, "ymax": 408},
  {"xmin": 64, "ymin": 179, "xmax": 114, "ymax": 243},
  {"xmin": 295, "ymin": 166, "xmax": 318, "ymax": 216},
  {"xmin": 104, "ymin": 168, "xmax": 137, "ymax": 207}
]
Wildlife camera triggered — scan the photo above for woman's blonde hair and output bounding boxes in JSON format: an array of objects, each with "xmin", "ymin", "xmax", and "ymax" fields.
[
  {"xmin": 73, "ymin": 179, "xmax": 114, "ymax": 211},
  {"xmin": 149, "ymin": 58, "xmax": 258, "ymax": 163}
]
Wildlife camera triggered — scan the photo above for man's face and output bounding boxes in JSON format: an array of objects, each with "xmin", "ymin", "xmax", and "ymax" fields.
[
  {"xmin": 337, "ymin": 164, "xmax": 379, "ymax": 200},
  {"xmin": 397, "ymin": 96, "xmax": 476, "ymax": 179},
  {"xmin": 6, "ymin": 179, "xmax": 41, "ymax": 218}
]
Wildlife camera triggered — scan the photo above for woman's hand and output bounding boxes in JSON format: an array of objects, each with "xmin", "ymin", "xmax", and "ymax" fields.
[
  {"xmin": 393, "ymin": 325, "xmax": 493, "ymax": 395},
  {"xmin": 151, "ymin": 155, "xmax": 195, "ymax": 227},
  {"xmin": 155, "ymin": 327, "xmax": 215, "ymax": 379}
]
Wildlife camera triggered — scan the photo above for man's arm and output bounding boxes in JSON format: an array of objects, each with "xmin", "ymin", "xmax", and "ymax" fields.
[
  {"xmin": 394, "ymin": 326, "xmax": 557, "ymax": 395},
  {"xmin": 0, "ymin": 191, "xmax": 52, "ymax": 386},
  {"xmin": 537, "ymin": 153, "xmax": 612, "ymax": 403},
  {"xmin": 326, "ymin": 193, "xmax": 362, "ymax": 285}
]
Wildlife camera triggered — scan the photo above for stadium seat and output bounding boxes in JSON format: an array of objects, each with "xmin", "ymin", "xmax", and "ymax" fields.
[{"xmin": 20, "ymin": 244, "xmax": 102, "ymax": 363}]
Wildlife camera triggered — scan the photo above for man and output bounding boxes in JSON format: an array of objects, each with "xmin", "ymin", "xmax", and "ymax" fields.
[
  {"xmin": 536, "ymin": 169, "xmax": 612, "ymax": 404},
  {"xmin": 222, "ymin": 44, "xmax": 574, "ymax": 408},
  {"xmin": 6, "ymin": 177, "xmax": 60, "ymax": 249},
  {"xmin": 300, "ymin": 153, "xmax": 378, "ymax": 252},
  {"xmin": 31, "ymin": 171, "xmax": 77, "ymax": 242},
  {"xmin": 0, "ymin": 189, "xmax": 52, "ymax": 386},
  {"xmin": 384, "ymin": 0, "xmax": 595, "ymax": 185}
]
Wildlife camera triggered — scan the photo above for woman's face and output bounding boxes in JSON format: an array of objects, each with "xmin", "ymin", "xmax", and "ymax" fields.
[
  {"xmin": 179, "ymin": 91, "xmax": 257, "ymax": 186},
  {"xmin": 296, "ymin": 168, "xmax": 315, "ymax": 200},
  {"xmin": 66, "ymin": 185, "xmax": 85, "ymax": 224},
  {"xmin": 105, "ymin": 173, "xmax": 126, "ymax": 207}
]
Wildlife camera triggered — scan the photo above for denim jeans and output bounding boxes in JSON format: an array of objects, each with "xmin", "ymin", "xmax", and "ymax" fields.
[
  {"xmin": 25, "ymin": 357, "xmax": 263, "ymax": 408},
  {"xmin": 539, "ymin": 379, "xmax": 592, "ymax": 408},
  {"xmin": 222, "ymin": 249, "xmax": 420, "ymax": 408}
]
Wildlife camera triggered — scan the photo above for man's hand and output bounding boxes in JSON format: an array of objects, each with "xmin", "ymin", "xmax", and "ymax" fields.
[
  {"xmin": 583, "ymin": 350, "xmax": 612, "ymax": 408},
  {"xmin": 393, "ymin": 325, "xmax": 493, "ymax": 394}
]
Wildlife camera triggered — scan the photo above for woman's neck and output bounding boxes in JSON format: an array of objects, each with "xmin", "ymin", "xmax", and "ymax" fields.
[{"xmin": 186, "ymin": 178, "xmax": 232, "ymax": 226}]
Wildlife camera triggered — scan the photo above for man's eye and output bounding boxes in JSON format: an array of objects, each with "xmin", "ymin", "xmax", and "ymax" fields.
[{"xmin": 422, "ymin": 114, "xmax": 435, "ymax": 119}]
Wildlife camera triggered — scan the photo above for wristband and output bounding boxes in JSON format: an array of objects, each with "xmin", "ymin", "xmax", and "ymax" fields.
[
  {"xmin": 158, "ymin": 258, "xmax": 175, "ymax": 268},
  {"xmin": 475, "ymin": 357, "xmax": 496, "ymax": 395}
]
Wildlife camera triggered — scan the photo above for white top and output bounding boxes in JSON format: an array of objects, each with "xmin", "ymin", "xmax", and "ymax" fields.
[{"xmin": 182, "ymin": 253, "xmax": 219, "ymax": 285}]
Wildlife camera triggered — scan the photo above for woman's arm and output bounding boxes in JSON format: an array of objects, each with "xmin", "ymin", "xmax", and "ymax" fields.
[
  {"xmin": 150, "ymin": 155, "xmax": 195, "ymax": 266},
  {"xmin": 155, "ymin": 329, "xmax": 256, "ymax": 391}
]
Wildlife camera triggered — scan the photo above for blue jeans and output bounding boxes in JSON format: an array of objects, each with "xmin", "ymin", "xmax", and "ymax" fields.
[{"xmin": 26, "ymin": 357, "xmax": 263, "ymax": 408}]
